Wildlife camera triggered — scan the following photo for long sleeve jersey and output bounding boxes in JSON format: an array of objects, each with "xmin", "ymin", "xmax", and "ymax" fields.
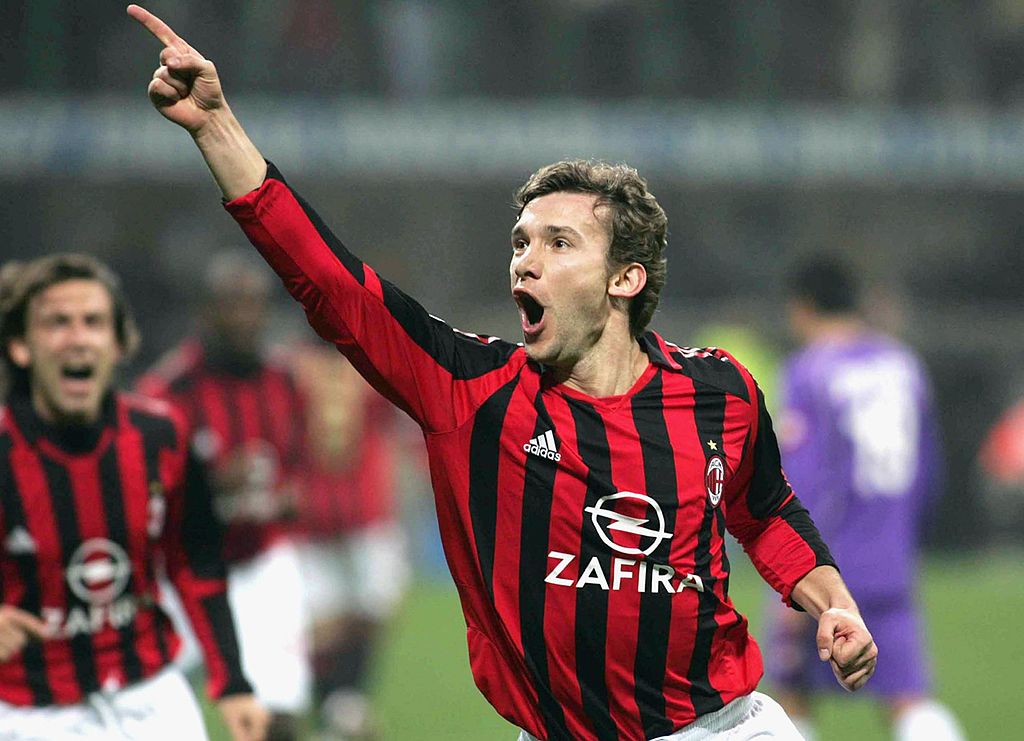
[
  {"xmin": 225, "ymin": 164, "xmax": 834, "ymax": 741},
  {"xmin": 0, "ymin": 391, "xmax": 250, "ymax": 705}
]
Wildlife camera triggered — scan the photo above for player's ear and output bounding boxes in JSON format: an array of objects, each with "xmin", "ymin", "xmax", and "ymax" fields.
[
  {"xmin": 608, "ymin": 262, "xmax": 646, "ymax": 300},
  {"xmin": 7, "ymin": 338, "xmax": 31, "ymax": 369}
]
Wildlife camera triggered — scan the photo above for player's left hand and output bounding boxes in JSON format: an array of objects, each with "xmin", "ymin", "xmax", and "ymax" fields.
[
  {"xmin": 217, "ymin": 694, "xmax": 270, "ymax": 741},
  {"xmin": 815, "ymin": 607, "xmax": 877, "ymax": 692}
]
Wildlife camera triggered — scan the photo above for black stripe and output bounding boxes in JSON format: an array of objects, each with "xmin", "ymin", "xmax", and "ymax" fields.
[
  {"xmin": 778, "ymin": 497, "xmax": 836, "ymax": 571},
  {"xmin": 40, "ymin": 458, "xmax": 100, "ymax": 695},
  {"xmin": 687, "ymin": 380, "xmax": 726, "ymax": 717},
  {"xmin": 747, "ymin": 387, "xmax": 795, "ymax": 519},
  {"xmin": 518, "ymin": 393, "xmax": 572, "ymax": 741},
  {"xmin": 0, "ymin": 439, "xmax": 53, "ymax": 705},
  {"xmin": 674, "ymin": 352, "xmax": 750, "ymax": 404},
  {"xmin": 467, "ymin": 376, "xmax": 518, "ymax": 599},
  {"xmin": 97, "ymin": 445, "xmax": 144, "ymax": 683},
  {"xmin": 630, "ymin": 371, "xmax": 677, "ymax": 739},
  {"xmin": 129, "ymin": 410, "xmax": 177, "ymax": 664},
  {"xmin": 199, "ymin": 592, "xmax": 252, "ymax": 696},
  {"xmin": 567, "ymin": 398, "xmax": 618, "ymax": 741}
]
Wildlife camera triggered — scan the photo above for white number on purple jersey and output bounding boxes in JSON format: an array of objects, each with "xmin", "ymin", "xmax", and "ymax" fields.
[{"xmin": 829, "ymin": 357, "xmax": 918, "ymax": 498}]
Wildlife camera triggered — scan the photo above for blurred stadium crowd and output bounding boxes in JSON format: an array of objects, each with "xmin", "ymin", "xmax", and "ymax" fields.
[{"xmin": 5, "ymin": 0, "xmax": 1024, "ymax": 103}]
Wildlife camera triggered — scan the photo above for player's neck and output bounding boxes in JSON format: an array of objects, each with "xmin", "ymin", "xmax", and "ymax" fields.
[
  {"xmin": 560, "ymin": 331, "xmax": 649, "ymax": 399},
  {"xmin": 806, "ymin": 315, "xmax": 865, "ymax": 344}
]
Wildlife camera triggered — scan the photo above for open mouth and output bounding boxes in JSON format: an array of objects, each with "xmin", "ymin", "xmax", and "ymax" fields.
[
  {"xmin": 514, "ymin": 290, "xmax": 546, "ymax": 335},
  {"xmin": 61, "ymin": 365, "xmax": 95, "ymax": 382}
]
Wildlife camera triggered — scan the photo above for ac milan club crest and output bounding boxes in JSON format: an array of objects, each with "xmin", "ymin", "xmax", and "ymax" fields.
[{"xmin": 705, "ymin": 455, "xmax": 725, "ymax": 507}]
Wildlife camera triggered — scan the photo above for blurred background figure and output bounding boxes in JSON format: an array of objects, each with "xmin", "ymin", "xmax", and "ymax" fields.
[
  {"xmin": 976, "ymin": 385, "xmax": 1024, "ymax": 544},
  {"xmin": 290, "ymin": 343, "xmax": 414, "ymax": 741},
  {"xmin": 763, "ymin": 257, "xmax": 964, "ymax": 741},
  {"xmin": 137, "ymin": 250, "xmax": 310, "ymax": 741}
]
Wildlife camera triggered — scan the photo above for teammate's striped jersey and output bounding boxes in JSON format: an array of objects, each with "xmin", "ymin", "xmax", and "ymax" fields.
[
  {"xmin": 290, "ymin": 344, "xmax": 402, "ymax": 537},
  {"xmin": 0, "ymin": 392, "xmax": 249, "ymax": 706},
  {"xmin": 225, "ymin": 164, "xmax": 835, "ymax": 741},
  {"xmin": 137, "ymin": 340, "xmax": 305, "ymax": 562}
]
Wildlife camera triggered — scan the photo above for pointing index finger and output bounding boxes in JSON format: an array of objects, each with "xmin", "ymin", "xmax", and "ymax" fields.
[{"xmin": 127, "ymin": 4, "xmax": 188, "ymax": 51}]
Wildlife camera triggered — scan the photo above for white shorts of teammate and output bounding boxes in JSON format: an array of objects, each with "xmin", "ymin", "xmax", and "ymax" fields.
[
  {"xmin": 297, "ymin": 523, "xmax": 409, "ymax": 623},
  {"xmin": 0, "ymin": 666, "xmax": 208, "ymax": 740},
  {"xmin": 160, "ymin": 540, "xmax": 312, "ymax": 714},
  {"xmin": 518, "ymin": 692, "xmax": 805, "ymax": 741},
  {"xmin": 227, "ymin": 539, "xmax": 311, "ymax": 714}
]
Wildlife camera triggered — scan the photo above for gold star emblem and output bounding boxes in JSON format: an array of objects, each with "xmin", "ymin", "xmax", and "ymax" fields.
[{"xmin": 707, "ymin": 440, "xmax": 718, "ymax": 451}]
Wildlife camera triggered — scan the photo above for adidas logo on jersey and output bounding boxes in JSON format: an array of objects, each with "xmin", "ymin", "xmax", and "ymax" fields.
[
  {"xmin": 524, "ymin": 430, "xmax": 561, "ymax": 461},
  {"xmin": 4, "ymin": 526, "xmax": 37, "ymax": 555}
]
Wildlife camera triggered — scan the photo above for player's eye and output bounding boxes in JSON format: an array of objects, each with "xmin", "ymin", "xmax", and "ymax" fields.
[
  {"xmin": 512, "ymin": 239, "xmax": 528, "ymax": 252},
  {"xmin": 553, "ymin": 238, "xmax": 570, "ymax": 249}
]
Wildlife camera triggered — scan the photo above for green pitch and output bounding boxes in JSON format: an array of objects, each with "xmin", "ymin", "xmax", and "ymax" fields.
[{"xmin": 206, "ymin": 550, "xmax": 1022, "ymax": 739}]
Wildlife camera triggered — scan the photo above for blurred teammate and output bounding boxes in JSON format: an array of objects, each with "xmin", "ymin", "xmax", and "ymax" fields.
[
  {"xmin": 764, "ymin": 257, "xmax": 965, "ymax": 740},
  {"xmin": 292, "ymin": 344, "xmax": 412, "ymax": 740},
  {"xmin": 130, "ymin": 7, "xmax": 879, "ymax": 739},
  {"xmin": 138, "ymin": 251, "xmax": 310, "ymax": 740},
  {"xmin": 0, "ymin": 254, "xmax": 266, "ymax": 740}
]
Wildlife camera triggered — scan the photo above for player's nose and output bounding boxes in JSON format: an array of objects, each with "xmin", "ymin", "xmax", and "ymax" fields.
[{"xmin": 513, "ymin": 245, "xmax": 542, "ymax": 281}]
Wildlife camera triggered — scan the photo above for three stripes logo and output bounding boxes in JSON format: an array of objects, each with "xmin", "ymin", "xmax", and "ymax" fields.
[{"xmin": 524, "ymin": 429, "xmax": 561, "ymax": 462}]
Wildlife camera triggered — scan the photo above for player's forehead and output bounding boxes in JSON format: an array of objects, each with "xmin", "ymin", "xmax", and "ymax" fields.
[
  {"xmin": 513, "ymin": 191, "xmax": 611, "ymax": 241},
  {"xmin": 29, "ymin": 279, "xmax": 115, "ymax": 318}
]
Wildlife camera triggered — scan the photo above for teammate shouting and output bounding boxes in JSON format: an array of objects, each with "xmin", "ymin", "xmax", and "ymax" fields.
[
  {"xmin": 129, "ymin": 6, "xmax": 877, "ymax": 739},
  {"xmin": 0, "ymin": 254, "xmax": 266, "ymax": 740}
]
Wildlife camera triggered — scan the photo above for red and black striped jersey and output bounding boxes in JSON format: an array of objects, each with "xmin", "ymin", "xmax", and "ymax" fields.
[
  {"xmin": 137, "ymin": 340, "xmax": 305, "ymax": 562},
  {"xmin": 0, "ymin": 391, "xmax": 250, "ymax": 706},
  {"xmin": 290, "ymin": 344, "xmax": 405, "ymax": 537},
  {"xmin": 226, "ymin": 165, "xmax": 835, "ymax": 741}
]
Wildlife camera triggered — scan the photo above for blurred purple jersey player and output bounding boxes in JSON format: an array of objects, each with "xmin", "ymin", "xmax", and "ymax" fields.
[{"xmin": 764, "ymin": 257, "xmax": 965, "ymax": 741}]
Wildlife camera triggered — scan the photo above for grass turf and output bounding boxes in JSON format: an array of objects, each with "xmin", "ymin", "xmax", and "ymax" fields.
[{"xmin": 205, "ymin": 550, "xmax": 1022, "ymax": 739}]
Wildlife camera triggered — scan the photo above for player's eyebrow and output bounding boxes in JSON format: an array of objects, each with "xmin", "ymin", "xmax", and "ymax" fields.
[{"xmin": 510, "ymin": 224, "xmax": 585, "ymax": 242}]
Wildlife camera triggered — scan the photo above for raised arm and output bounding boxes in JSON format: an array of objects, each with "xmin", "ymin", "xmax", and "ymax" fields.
[
  {"xmin": 129, "ymin": 5, "xmax": 523, "ymax": 434},
  {"xmin": 127, "ymin": 4, "xmax": 264, "ymax": 199}
]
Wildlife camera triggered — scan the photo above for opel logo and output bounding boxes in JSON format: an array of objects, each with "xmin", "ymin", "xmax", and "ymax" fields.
[
  {"xmin": 66, "ymin": 538, "xmax": 132, "ymax": 605},
  {"xmin": 585, "ymin": 492, "xmax": 673, "ymax": 557}
]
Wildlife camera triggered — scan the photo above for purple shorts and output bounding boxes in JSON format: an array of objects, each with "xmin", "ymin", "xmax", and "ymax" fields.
[{"xmin": 761, "ymin": 593, "xmax": 931, "ymax": 697}]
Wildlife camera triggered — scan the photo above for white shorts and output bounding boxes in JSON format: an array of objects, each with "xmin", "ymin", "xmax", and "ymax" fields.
[
  {"xmin": 227, "ymin": 540, "xmax": 312, "ymax": 713},
  {"xmin": 159, "ymin": 541, "xmax": 312, "ymax": 712},
  {"xmin": 297, "ymin": 523, "xmax": 409, "ymax": 623},
  {"xmin": 517, "ymin": 692, "xmax": 804, "ymax": 741},
  {"xmin": 0, "ymin": 666, "xmax": 207, "ymax": 741}
]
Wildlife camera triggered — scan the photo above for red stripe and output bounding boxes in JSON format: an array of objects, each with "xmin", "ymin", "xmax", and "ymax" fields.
[
  {"xmin": 198, "ymin": 378, "xmax": 234, "ymax": 461},
  {"xmin": 363, "ymin": 264, "xmax": 384, "ymax": 302},
  {"xmin": 658, "ymin": 372, "xmax": 702, "ymax": 721},
  {"xmin": 234, "ymin": 380, "xmax": 263, "ymax": 446},
  {"xmin": 538, "ymin": 392, "xmax": 589, "ymax": 740},
  {"xmin": 68, "ymin": 457, "xmax": 129, "ymax": 690},
  {"xmin": 11, "ymin": 448, "xmax": 80, "ymax": 703},
  {"xmin": 260, "ymin": 369, "xmax": 296, "ymax": 465},
  {"xmin": 593, "ymin": 404, "xmax": 646, "ymax": 740}
]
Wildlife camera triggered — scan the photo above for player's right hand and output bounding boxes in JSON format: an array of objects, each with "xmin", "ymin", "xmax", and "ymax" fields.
[
  {"xmin": 127, "ymin": 4, "xmax": 226, "ymax": 134},
  {"xmin": 0, "ymin": 605, "xmax": 48, "ymax": 663}
]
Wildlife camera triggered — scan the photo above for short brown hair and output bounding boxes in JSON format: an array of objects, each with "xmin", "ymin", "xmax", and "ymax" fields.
[
  {"xmin": 514, "ymin": 160, "xmax": 668, "ymax": 337},
  {"xmin": 0, "ymin": 254, "xmax": 139, "ymax": 398}
]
